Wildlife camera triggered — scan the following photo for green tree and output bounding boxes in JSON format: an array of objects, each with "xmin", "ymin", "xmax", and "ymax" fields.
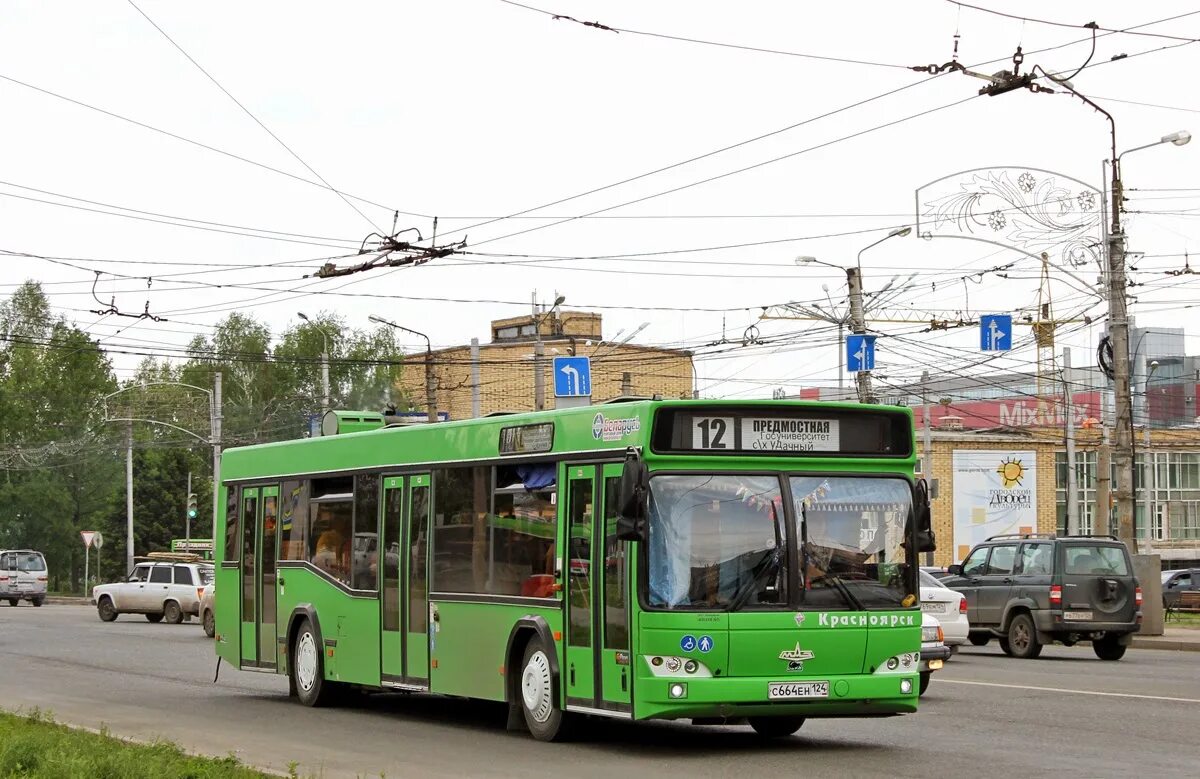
[{"xmin": 0, "ymin": 282, "xmax": 119, "ymax": 592}]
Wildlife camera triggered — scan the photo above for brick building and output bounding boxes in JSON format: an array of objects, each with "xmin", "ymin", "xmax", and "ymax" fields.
[
  {"xmin": 393, "ymin": 310, "xmax": 694, "ymax": 420},
  {"xmin": 918, "ymin": 424, "xmax": 1200, "ymax": 567}
]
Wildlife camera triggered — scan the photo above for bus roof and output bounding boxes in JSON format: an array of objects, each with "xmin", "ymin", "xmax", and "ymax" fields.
[{"xmin": 220, "ymin": 399, "xmax": 914, "ymax": 483}]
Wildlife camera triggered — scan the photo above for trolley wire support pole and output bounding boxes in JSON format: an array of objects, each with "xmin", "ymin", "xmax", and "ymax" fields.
[
  {"xmin": 126, "ymin": 420, "xmax": 134, "ymax": 575},
  {"xmin": 368, "ymin": 317, "xmax": 437, "ymax": 422},
  {"xmin": 846, "ymin": 266, "xmax": 872, "ymax": 404},
  {"xmin": 212, "ymin": 372, "xmax": 222, "ymax": 546},
  {"xmin": 921, "ymin": 370, "xmax": 934, "ymax": 566}
]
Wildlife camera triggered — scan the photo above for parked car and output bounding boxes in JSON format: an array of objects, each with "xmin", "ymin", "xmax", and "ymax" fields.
[
  {"xmin": 919, "ymin": 568, "xmax": 969, "ymax": 649},
  {"xmin": 0, "ymin": 549, "xmax": 49, "ymax": 607},
  {"xmin": 200, "ymin": 579, "xmax": 216, "ymax": 638},
  {"xmin": 1161, "ymin": 568, "xmax": 1200, "ymax": 610},
  {"xmin": 943, "ymin": 533, "xmax": 1141, "ymax": 661},
  {"xmin": 91, "ymin": 554, "xmax": 214, "ymax": 624},
  {"xmin": 919, "ymin": 613, "xmax": 950, "ymax": 697}
]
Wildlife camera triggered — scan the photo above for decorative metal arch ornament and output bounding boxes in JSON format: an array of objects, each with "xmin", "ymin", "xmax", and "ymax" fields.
[{"xmin": 914, "ymin": 167, "xmax": 1104, "ymax": 273}]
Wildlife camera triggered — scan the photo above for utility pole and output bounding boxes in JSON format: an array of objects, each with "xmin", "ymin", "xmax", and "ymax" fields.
[
  {"xmin": 1108, "ymin": 213, "xmax": 1137, "ymax": 551},
  {"xmin": 297, "ymin": 312, "xmax": 331, "ymax": 420},
  {"xmin": 921, "ymin": 370, "xmax": 933, "ymax": 565},
  {"xmin": 534, "ymin": 337, "xmax": 545, "ymax": 411},
  {"xmin": 847, "ymin": 266, "xmax": 873, "ymax": 404},
  {"xmin": 185, "ymin": 470, "xmax": 192, "ymax": 550},
  {"xmin": 1064, "ymin": 348, "xmax": 1079, "ymax": 535},
  {"xmin": 368, "ymin": 316, "xmax": 436, "ymax": 422},
  {"xmin": 470, "ymin": 337, "xmax": 481, "ymax": 418},
  {"xmin": 125, "ymin": 420, "xmax": 134, "ymax": 575},
  {"xmin": 425, "ymin": 350, "xmax": 437, "ymax": 423},
  {"xmin": 212, "ymin": 371, "xmax": 222, "ymax": 547}
]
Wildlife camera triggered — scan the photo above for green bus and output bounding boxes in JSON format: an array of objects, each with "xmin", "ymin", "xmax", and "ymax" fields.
[{"xmin": 214, "ymin": 399, "xmax": 934, "ymax": 740}]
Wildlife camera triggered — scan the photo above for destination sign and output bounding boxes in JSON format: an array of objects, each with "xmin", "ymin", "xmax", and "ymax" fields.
[
  {"xmin": 740, "ymin": 417, "xmax": 839, "ymax": 452},
  {"xmin": 499, "ymin": 423, "xmax": 555, "ymax": 455},
  {"xmin": 655, "ymin": 406, "xmax": 909, "ymax": 457}
]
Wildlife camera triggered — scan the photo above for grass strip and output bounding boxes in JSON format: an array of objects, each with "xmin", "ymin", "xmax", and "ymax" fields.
[{"xmin": 0, "ymin": 709, "xmax": 272, "ymax": 778}]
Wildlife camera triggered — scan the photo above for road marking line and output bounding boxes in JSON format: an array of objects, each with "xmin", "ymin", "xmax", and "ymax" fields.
[{"xmin": 941, "ymin": 679, "xmax": 1200, "ymax": 704}]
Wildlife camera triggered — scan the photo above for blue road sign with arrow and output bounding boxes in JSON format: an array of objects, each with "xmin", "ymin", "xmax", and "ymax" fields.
[
  {"xmin": 846, "ymin": 334, "xmax": 876, "ymax": 372},
  {"xmin": 553, "ymin": 356, "xmax": 592, "ymax": 397},
  {"xmin": 980, "ymin": 314, "xmax": 1012, "ymax": 352}
]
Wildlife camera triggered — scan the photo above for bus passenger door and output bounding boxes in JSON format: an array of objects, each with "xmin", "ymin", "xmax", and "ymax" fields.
[
  {"xmin": 239, "ymin": 487, "xmax": 259, "ymax": 667},
  {"xmin": 380, "ymin": 478, "xmax": 404, "ymax": 682},
  {"xmin": 597, "ymin": 463, "xmax": 632, "ymax": 712},
  {"xmin": 403, "ymin": 475, "xmax": 431, "ymax": 686},
  {"xmin": 258, "ymin": 486, "xmax": 279, "ymax": 669},
  {"xmin": 564, "ymin": 466, "xmax": 596, "ymax": 705}
]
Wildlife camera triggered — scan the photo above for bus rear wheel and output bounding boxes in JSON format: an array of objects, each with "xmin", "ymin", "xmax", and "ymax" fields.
[
  {"xmin": 748, "ymin": 716, "xmax": 805, "ymax": 738},
  {"xmin": 519, "ymin": 638, "xmax": 571, "ymax": 742},
  {"xmin": 292, "ymin": 618, "xmax": 338, "ymax": 707}
]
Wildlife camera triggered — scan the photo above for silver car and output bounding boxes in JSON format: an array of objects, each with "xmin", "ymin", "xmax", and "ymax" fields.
[
  {"xmin": 200, "ymin": 579, "xmax": 216, "ymax": 637},
  {"xmin": 92, "ymin": 557, "xmax": 214, "ymax": 624},
  {"xmin": 0, "ymin": 549, "xmax": 48, "ymax": 607}
]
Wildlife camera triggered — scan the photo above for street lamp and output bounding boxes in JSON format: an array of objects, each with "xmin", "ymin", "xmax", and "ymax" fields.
[
  {"xmin": 297, "ymin": 312, "xmax": 332, "ymax": 422},
  {"xmin": 368, "ymin": 315, "xmax": 437, "ymax": 423},
  {"xmin": 532, "ymin": 295, "xmax": 566, "ymax": 411}
]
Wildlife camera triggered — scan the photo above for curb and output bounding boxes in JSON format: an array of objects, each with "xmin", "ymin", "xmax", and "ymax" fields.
[
  {"xmin": 45, "ymin": 597, "xmax": 91, "ymax": 605},
  {"xmin": 1131, "ymin": 638, "xmax": 1200, "ymax": 652}
]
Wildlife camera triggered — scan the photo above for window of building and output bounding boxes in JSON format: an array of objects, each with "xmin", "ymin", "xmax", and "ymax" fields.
[{"xmin": 280, "ymin": 480, "xmax": 309, "ymax": 561}]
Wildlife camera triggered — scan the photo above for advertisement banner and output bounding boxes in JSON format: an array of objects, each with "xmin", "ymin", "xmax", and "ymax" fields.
[{"xmin": 952, "ymin": 450, "xmax": 1037, "ymax": 562}]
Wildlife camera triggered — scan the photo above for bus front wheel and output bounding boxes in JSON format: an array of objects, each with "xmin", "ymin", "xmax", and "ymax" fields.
[
  {"xmin": 519, "ymin": 638, "xmax": 571, "ymax": 742},
  {"xmin": 292, "ymin": 618, "xmax": 338, "ymax": 707}
]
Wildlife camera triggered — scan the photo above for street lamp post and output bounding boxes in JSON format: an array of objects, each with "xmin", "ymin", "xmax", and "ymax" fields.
[
  {"xmin": 297, "ymin": 313, "xmax": 331, "ymax": 422},
  {"xmin": 1037, "ymin": 71, "xmax": 1191, "ymax": 552},
  {"xmin": 797, "ymin": 227, "xmax": 910, "ymax": 404},
  {"xmin": 369, "ymin": 315, "xmax": 437, "ymax": 423},
  {"xmin": 532, "ymin": 295, "xmax": 565, "ymax": 411}
]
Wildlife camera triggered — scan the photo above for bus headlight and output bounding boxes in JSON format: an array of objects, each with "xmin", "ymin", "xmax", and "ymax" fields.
[{"xmin": 645, "ymin": 656, "xmax": 713, "ymax": 677}]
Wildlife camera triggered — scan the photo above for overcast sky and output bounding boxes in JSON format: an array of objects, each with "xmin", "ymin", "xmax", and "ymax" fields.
[{"xmin": 2, "ymin": 1, "xmax": 1197, "ymax": 403}]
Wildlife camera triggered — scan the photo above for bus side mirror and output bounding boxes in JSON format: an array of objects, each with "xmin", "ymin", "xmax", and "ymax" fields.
[
  {"xmin": 912, "ymin": 479, "xmax": 936, "ymax": 554},
  {"xmin": 615, "ymin": 448, "xmax": 649, "ymax": 542}
]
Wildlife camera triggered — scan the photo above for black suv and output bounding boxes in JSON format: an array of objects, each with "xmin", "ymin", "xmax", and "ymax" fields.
[{"xmin": 944, "ymin": 534, "xmax": 1141, "ymax": 661}]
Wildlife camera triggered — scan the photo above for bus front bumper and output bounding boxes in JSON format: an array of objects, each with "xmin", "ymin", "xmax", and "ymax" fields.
[{"xmin": 636, "ymin": 673, "xmax": 919, "ymax": 721}]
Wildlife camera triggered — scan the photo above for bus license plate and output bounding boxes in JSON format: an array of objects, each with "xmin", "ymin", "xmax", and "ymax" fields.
[
  {"xmin": 768, "ymin": 681, "xmax": 829, "ymax": 700},
  {"xmin": 1064, "ymin": 610, "xmax": 1093, "ymax": 621}
]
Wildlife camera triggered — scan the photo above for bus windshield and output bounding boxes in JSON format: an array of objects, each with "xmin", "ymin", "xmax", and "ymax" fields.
[
  {"xmin": 647, "ymin": 475, "xmax": 788, "ymax": 611},
  {"xmin": 792, "ymin": 476, "xmax": 913, "ymax": 610}
]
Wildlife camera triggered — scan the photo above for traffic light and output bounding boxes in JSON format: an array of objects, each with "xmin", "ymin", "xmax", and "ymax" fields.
[{"xmin": 187, "ymin": 493, "xmax": 198, "ymax": 520}]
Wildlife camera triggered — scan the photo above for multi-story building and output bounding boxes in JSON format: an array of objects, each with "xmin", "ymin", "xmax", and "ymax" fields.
[
  {"xmin": 392, "ymin": 310, "xmax": 694, "ymax": 420},
  {"xmin": 917, "ymin": 425, "xmax": 1200, "ymax": 568}
]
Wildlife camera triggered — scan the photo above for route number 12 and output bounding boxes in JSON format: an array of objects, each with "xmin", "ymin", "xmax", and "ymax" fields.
[{"xmin": 692, "ymin": 416, "xmax": 734, "ymax": 450}]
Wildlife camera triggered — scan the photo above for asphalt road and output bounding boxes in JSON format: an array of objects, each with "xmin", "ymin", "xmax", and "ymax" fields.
[{"xmin": 1, "ymin": 605, "xmax": 1196, "ymax": 778}]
